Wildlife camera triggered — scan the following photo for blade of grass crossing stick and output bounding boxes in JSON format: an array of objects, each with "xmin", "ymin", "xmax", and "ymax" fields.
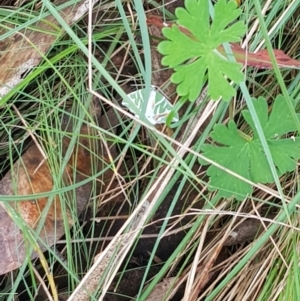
[
  {"xmin": 133, "ymin": 0, "xmax": 152, "ymax": 118},
  {"xmin": 115, "ymin": 0, "xmax": 145, "ymax": 76}
]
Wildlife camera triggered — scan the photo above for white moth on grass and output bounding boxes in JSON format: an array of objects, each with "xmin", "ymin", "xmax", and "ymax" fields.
[{"xmin": 122, "ymin": 85, "xmax": 179, "ymax": 125}]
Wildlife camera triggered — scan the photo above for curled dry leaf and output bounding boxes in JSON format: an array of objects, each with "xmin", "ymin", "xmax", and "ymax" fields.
[
  {"xmin": 147, "ymin": 15, "xmax": 300, "ymax": 69},
  {"xmin": 0, "ymin": 106, "xmax": 120, "ymax": 275},
  {"xmin": 225, "ymin": 44, "xmax": 300, "ymax": 69},
  {"xmin": 0, "ymin": 123, "xmax": 97, "ymax": 275},
  {"xmin": 0, "ymin": 0, "xmax": 110, "ymax": 275}
]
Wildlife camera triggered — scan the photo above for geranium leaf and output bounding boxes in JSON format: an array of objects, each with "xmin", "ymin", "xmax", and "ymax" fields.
[
  {"xmin": 201, "ymin": 95, "xmax": 300, "ymax": 200},
  {"xmin": 158, "ymin": 0, "xmax": 246, "ymax": 101}
]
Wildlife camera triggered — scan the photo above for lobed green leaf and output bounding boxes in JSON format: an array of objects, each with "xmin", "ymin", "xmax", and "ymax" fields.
[
  {"xmin": 172, "ymin": 58, "xmax": 206, "ymax": 100},
  {"xmin": 176, "ymin": 0, "xmax": 209, "ymax": 39},
  {"xmin": 158, "ymin": 0, "xmax": 246, "ymax": 101},
  {"xmin": 201, "ymin": 95, "xmax": 300, "ymax": 200}
]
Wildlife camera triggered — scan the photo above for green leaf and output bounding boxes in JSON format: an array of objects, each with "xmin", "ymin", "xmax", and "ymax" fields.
[
  {"xmin": 201, "ymin": 95, "xmax": 300, "ymax": 200},
  {"xmin": 172, "ymin": 58, "xmax": 206, "ymax": 101},
  {"xmin": 158, "ymin": 0, "xmax": 246, "ymax": 101},
  {"xmin": 243, "ymin": 95, "xmax": 300, "ymax": 138}
]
